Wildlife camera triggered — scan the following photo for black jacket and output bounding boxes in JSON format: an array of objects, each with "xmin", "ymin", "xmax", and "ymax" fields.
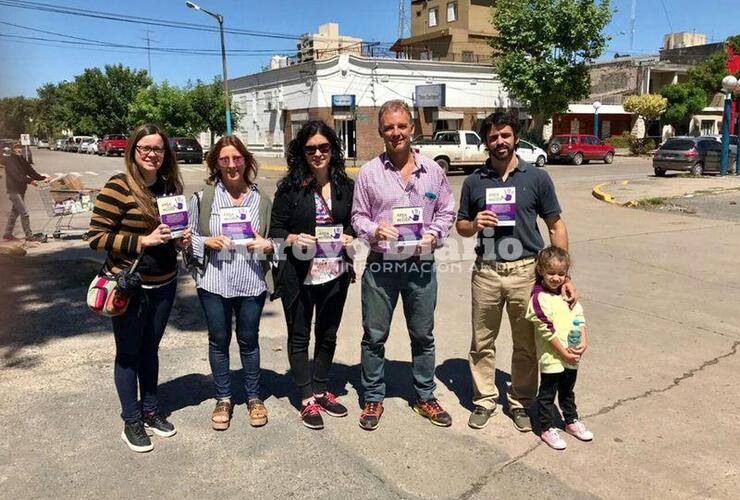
[
  {"xmin": 269, "ymin": 177, "xmax": 355, "ymax": 303},
  {"xmin": 4, "ymin": 154, "xmax": 44, "ymax": 195}
]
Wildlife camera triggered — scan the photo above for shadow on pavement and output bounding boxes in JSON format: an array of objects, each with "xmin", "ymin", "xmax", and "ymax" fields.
[
  {"xmin": 159, "ymin": 359, "xmax": 420, "ymax": 416},
  {"xmin": 436, "ymin": 358, "xmax": 512, "ymax": 413}
]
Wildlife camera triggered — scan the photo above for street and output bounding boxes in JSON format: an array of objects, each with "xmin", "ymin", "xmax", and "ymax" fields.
[{"xmin": 1, "ymin": 149, "xmax": 739, "ymax": 499}]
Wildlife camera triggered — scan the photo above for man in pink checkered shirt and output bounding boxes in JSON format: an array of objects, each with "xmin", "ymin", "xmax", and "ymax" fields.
[{"xmin": 351, "ymin": 99, "xmax": 455, "ymax": 431}]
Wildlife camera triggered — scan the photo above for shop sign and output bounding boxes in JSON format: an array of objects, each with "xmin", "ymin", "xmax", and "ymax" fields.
[{"xmin": 415, "ymin": 84, "xmax": 446, "ymax": 107}]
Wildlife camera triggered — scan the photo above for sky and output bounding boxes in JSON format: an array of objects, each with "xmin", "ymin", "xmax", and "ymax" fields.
[{"xmin": 0, "ymin": 0, "xmax": 737, "ymax": 98}]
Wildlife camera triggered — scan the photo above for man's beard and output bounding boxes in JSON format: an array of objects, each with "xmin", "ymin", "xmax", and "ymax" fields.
[{"xmin": 491, "ymin": 143, "xmax": 515, "ymax": 161}]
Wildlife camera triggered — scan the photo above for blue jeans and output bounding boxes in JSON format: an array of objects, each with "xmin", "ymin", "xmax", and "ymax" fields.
[
  {"xmin": 198, "ymin": 289, "xmax": 266, "ymax": 401},
  {"xmin": 112, "ymin": 280, "xmax": 177, "ymax": 423},
  {"xmin": 360, "ymin": 256, "xmax": 438, "ymax": 402}
]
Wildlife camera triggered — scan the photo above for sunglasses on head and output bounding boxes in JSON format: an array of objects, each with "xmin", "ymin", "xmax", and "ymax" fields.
[
  {"xmin": 217, "ymin": 155, "xmax": 245, "ymax": 167},
  {"xmin": 304, "ymin": 143, "xmax": 331, "ymax": 155}
]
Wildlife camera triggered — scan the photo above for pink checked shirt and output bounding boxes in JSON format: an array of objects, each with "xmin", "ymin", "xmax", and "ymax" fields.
[{"xmin": 351, "ymin": 152, "xmax": 455, "ymax": 253}]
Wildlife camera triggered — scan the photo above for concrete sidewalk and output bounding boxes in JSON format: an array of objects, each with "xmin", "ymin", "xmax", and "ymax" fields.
[{"xmin": 593, "ymin": 174, "xmax": 740, "ymax": 206}]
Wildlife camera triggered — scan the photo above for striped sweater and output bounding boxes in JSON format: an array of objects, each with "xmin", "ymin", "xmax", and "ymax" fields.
[{"xmin": 88, "ymin": 173, "xmax": 177, "ymax": 285}]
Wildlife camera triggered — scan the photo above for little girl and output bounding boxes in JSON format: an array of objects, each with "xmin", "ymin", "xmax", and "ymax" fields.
[{"xmin": 526, "ymin": 246, "xmax": 593, "ymax": 450}]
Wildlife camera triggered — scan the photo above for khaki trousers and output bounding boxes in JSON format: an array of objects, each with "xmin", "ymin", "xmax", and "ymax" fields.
[{"xmin": 469, "ymin": 257, "xmax": 538, "ymax": 411}]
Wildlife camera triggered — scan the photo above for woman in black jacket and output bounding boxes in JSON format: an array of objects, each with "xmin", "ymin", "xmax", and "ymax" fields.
[{"xmin": 270, "ymin": 120, "xmax": 355, "ymax": 430}]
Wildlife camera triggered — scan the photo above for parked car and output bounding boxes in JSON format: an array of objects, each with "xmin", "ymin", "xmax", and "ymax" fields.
[
  {"xmin": 547, "ymin": 134, "xmax": 615, "ymax": 165},
  {"xmin": 516, "ymin": 139, "xmax": 548, "ymax": 167},
  {"xmin": 36, "ymin": 139, "xmax": 49, "ymax": 149},
  {"xmin": 51, "ymin": 139, "xmax": 64, "ymax": 151},
  {"xmin": 85, "ymin": 140, "xmax": 99, "ymax": 155},
  {"xmin": 412, "ymin": 130, "xmax": 487, "ymax": 173},
  {"xmin": 79, "ymin": 138, "xmax": 97, "ymax": 154},
  {"xmin": 65, "ymin": 135, "xmax": 94, "ymax": 153},
  {"xmin": 703, "ymin": 142, "xmax": 738, "ymax": 174},
  {"xmin": 169, "ymin": 137, "xmax": 204, "ymax": 164},
  {"xmin": 652, "ymin": 137, "xmax": 725, "ymax": 176},
  {"xmin": 98, "ymin": 134, "xmax": 128, "ymax": 156}
]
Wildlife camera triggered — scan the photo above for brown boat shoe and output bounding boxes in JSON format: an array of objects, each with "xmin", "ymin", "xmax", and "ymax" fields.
[
  {"xmin": 248, "ymin": 398, "xmax": 268, "ymax": 427},
  {"xmin": 211, "ymin": 400, "xmax": 232, "ymax": 431}
]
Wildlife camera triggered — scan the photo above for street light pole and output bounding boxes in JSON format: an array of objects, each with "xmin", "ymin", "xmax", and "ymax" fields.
[
  {"xmin": 185, "ymin": 1, "xmax": 232, "ymax": 136},
  {"xmin": 720, "ymin": 76, "xmax": 737, "ymax": 176},
  {"xmin": 593, "ymin": 101, "xmax": 601, "ymax": 138},
  {"xmin": 736, "ymin": 91, "xmax": 740, "ymax": 176}
]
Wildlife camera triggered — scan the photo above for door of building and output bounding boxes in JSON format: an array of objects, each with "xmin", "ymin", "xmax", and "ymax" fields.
[{"xmin": 335, "ymin": 119, "xmax": 357, "ymax": 158}]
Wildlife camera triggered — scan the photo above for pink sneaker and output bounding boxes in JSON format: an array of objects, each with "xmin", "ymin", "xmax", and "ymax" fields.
[
  {"xmin": 565, "ymin": 420, "xmax": 593, "ymax": 441},
  {"xmin": 540, "ymin": 428, "xmax": 567, "ymax": 450}
]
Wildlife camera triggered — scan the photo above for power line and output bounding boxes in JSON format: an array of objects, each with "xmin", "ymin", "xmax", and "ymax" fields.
[
  {"xmin": 0, "ymin": 22, "xmax": 295, "ymax": 55},
  {"xmin": 0, "ymin": 33, "xmax": 292, "ymax": 56}
]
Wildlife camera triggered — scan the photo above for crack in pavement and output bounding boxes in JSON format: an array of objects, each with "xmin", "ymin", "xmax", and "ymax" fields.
[
  {"xmin": 459, "ymin": 442, "xmax": 541, "ymax": 499},
  {"xmin": 587, "ymin": 298, "xmax": 739, "ymax": 340},
  {"xmin": 584, "ymin": 340, "xmax": 740, "ymax": 419}
]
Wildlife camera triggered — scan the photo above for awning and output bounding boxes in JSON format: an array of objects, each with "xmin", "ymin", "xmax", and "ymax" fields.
[{"xmin": 433, "ymin": 110, "xmax": 464, "ymax": 120}]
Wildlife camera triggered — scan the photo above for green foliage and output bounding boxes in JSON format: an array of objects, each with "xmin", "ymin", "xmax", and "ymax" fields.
[
  {"xmin": 604, "ymin": 132, "xmax": 633, "ymax": 149},
  {"xmin": 628, "ymin": 135, "xmax": 655, "ymax": 155},
  {"xmin": 686, "ymin": 35, "xmax": 740, "ymax": 104},
  {"xmin": 0, "ymin": 96, "xmax": 35, "ymax": 138},
  {"xmin": 187, "ymin": 77, "xmax": 240, "ymax": 141},
  {"xmin": 490, "ymin": 0, "xmax": 613, "ymax": 140},
  {"xmin": 661, "ymin": 83, "xmax": 707, "ymax": 133},
  {"xmin": 623, "ymin": 94, "xmax": 667, "ymax": 122},
  {"xmin": 128, "ymin": 82, "xmax": 197, "ymax": 137}
]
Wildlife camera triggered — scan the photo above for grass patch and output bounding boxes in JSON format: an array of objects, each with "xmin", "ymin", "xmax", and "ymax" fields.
[{"xmin": 635, "ymin": 197, "xmax": 668, "ymax": 207}]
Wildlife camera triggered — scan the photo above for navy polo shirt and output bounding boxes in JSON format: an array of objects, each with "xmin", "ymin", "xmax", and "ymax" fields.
[{"xmin": 457, "ymin": 158, "xmax": 562, "ymax": 261}]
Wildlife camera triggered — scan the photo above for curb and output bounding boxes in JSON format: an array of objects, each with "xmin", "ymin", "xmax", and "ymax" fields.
[{"xmin": 592, "ymin": 181, "xmax": 626, "ymax": 204}]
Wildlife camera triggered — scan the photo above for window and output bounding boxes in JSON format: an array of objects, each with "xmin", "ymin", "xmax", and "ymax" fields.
[
  {"xmin": 428, "ymin": 7, "xmax": 438, "ymax": 27},
  {"xmin": 447, "ymin": 2, "xmax": 457, "ymax": 22},
  {"xmin": 700, "ymin": 119, "xmax": 715, "ymax": 135},
  {"xmin": 465, "ymin": 133, "xmax": 480, "ymax": 146},
  {"xmin": 462, "ymin": 51, "xmax": 475, "ymax": 63}
]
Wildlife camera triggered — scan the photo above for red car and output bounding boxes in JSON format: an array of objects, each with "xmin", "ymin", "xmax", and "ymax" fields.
[
  {"xmin": 547, "ymin": 134, "xmax": 615, "ymax": 165},
  {"xmin": 98, "ymin": 134, "xmax": 128, "ymax": 157}
]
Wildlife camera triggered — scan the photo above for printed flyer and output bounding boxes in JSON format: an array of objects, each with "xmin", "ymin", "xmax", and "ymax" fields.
[
  {"xmin": 392, "ymin": 206, "xmax": 423, "ymax": 246},
  {"xmin": 156, "ymin": 195, "xmax": 189, "ymax": 237},
  {"xmin": 220, "ymin": 207, "xmax": 255, "ymax": 244},
  {"xmin": 315, "ymin": 225, "xmax": 343, "ymax": 260},
  {"xmin": 485, "ymin": 187, "xmax": 516, "ymax": 226}
]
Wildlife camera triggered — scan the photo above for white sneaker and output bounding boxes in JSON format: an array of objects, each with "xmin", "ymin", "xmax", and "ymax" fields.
[
  {"xmin": 541, "ymin": 427, "xmax": 567, "ymax": 450},
  {"xmin": 565, "ymin": 420, "xmax": 594, "ymax": 441}
]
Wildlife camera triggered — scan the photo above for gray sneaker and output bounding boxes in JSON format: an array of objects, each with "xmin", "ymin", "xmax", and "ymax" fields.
[
  {"xmin": 511, "ymin": 408, "xmax": 532, "ymax": 432},
  {"xmin": 468, "ymin": 405, "xmax": 497, "ymax": 429}
]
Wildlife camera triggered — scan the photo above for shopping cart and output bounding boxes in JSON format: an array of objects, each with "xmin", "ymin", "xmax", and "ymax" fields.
[{"xmin": 37, "ymin": 183, "xmax": 99, "ymax": 240}]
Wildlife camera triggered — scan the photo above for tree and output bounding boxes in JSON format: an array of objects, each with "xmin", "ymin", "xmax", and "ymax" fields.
[
  {"xmin": 66, "ymin": 65, "xmax": 152, "ymax": 135},
  {"xmin": 661, "ymin": 84, "xmax": 706, "ymax": 134},
  {"xmin": 128, "ymin": 82, "xmax": 198, "ymax": 137},
  {"xmin": 0, "ymin": 96, "xmax": 35, "ymax": 138},
  {"xmin": 623, "ymin": 94, "xmax": 667, "ymax": 138},
  {"xmin": 187, "ymin": 77, "xmax": 241, "ymax": 144},
  {"xmin": 686, "ymin": 35, "xmax": 740, "ymax": 105},
  {"xmin": 490, "ymin": 0, "xmax": 613, "ymax": 139}
]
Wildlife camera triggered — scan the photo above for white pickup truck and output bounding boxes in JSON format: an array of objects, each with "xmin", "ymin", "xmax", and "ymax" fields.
[{"xmin": 412, "ymin": 130, "xmax": 548, "ymax": 173}]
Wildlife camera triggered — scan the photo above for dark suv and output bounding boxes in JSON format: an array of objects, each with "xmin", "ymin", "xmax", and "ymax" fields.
[
  {"xmin": 547, "ymin": 134, "xmax": 615, "ymax": 165},
  {"xmin": 169, "ymin": 138, "xmax": 203, "ymax": 164}
]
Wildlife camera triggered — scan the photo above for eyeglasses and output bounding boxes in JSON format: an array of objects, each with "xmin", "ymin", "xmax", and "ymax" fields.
[
  {"xmin": 135, "ymin": 145, "xmax": 166, "ymax": 156},
  {"xmin": 217, "ymin": 155, "xmax": 245, "ymax": 167},
  {"xmin": 304, "ymin": 143, "xmax": 331, "ymax": 155}
]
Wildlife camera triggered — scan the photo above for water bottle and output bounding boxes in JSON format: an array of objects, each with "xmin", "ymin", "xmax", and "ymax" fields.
[{"xmin": 567, "ymin": 319, "xmax": 582, "ymax": 348}]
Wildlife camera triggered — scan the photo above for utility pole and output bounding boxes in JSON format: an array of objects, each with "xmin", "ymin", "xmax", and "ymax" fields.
[{"xmin": 141, "ymin": 31, "xmax": 157, "ymax": 76}]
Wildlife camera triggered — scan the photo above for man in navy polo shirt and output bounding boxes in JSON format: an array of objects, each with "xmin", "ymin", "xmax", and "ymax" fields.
[{"xmin": 456, "ymin": 111, "xmax": 577, "ymax": 432}]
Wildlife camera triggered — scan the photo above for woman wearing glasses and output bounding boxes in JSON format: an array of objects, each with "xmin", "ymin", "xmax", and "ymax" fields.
[
  {"xmin": 89, "ymin": 123, "xmax": 190, "ymax": 453},
  {"xmin": 188, "ymin": 135, "xmax": 274, "ymax": 432},
  {"xmin": 270, "ymin": 120, "xmax": 355, "ymax": 429}
]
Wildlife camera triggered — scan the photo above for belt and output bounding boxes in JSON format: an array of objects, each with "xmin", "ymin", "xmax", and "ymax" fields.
[{"xmin": 476, "ymin": 256, "xmax": 535, "ymax": 272}]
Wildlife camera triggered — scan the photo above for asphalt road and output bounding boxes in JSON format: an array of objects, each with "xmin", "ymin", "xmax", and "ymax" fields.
[{"xmin": 1, "ymin": 149, "xmax": 738, "ymax": 499}]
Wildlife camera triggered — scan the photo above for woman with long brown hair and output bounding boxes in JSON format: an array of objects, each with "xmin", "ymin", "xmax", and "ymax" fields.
[
  {"xmin": 188, "ymin": 135, "xmax": 274, "ymax": 432},
  {"xmin": 89, "ymin": 123, "xmax": 190, "ymax": 453}
]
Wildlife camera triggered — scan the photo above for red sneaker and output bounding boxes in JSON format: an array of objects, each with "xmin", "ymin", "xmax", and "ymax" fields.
[{"xmin": 413, "ymin": 398, "xmax": 452, "ymax": 427}]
